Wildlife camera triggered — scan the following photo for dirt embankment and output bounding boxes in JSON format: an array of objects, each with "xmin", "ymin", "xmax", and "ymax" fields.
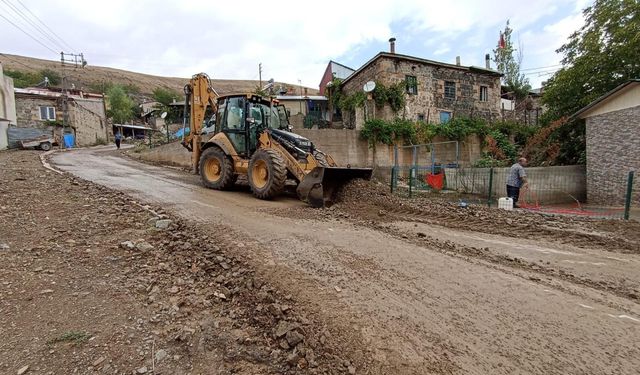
[{"xmin": 0, "ymin": 150, "xmax": 362, "ymax": 374}]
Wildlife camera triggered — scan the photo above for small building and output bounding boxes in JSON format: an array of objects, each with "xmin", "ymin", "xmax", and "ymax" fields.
[
  {"xmin": 337, "ymin": 38, "xmax": 502, "ymax": 129},
  {"xmin": 275, "ymin": 95, "xmax": 329, "ymax": 128},
  {"xmin": 0, "ymin": 62, "xmax": 17, "ymax": 150},
  {"xmin": 13, "ymin": 87, "xmax": 108, "ymax": 147},
  {"xmin": 574, "ymin": 79, "xmax": 640, "ymax": 205},
  {"xmin": 319, "ymin": 60, "xmax": 355, "ymax": 96}
]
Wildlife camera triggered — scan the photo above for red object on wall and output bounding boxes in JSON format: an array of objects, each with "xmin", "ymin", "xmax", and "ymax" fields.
[{"xmin": 425, "ymin": 172, "xmax": 444, "ymax": 190}]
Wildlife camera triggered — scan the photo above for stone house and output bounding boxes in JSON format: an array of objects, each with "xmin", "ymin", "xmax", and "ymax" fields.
[
  {"xmin": 574, "ymin": 79, "xmax": 640, "ymax": 205},
  {"xmin": 337, "ymin": 39, "xmax": 502, "ymax": 129},
  {"xmin": 13, "ymin": 87, "xmax": 108, "ymax": 147},
  {"xmin": 0, "ymin": 62, "xmax": 17, "ymax": 150}
]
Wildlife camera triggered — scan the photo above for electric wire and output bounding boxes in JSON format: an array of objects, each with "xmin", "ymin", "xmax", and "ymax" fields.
[
  {"xmin": 0, "ymin": 11, "xmax": 57, "ymax": 54},
  {"xmin": 0, "ymin": 0, "xmax": 66, "ymax": 52},
  {"xmin": 16, "ymin": 0, "xmax": 75, "ymax": 52}
]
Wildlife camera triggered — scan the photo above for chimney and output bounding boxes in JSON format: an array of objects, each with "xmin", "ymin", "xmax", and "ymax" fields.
[
  {"xmin": 389, "ymin": 37, "xmax": 396, "ymax": 54},
  {"xmin": 485, "ymin": 54, "xmax": 491, "ymax": 69},
  {"xmin": 456, "ymin": 56, "xmax": 461, "ymax": 66}
]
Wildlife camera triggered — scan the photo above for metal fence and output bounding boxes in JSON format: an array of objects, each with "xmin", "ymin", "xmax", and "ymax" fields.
[{"xmin": 391, "ymin": 165, "xmax": 637, "ymax": 220}]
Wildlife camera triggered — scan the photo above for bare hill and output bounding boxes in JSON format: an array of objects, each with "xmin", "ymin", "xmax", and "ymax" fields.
[{"xmin": 0, "ymin": 53, "xmax": 318, "ymax": 97}]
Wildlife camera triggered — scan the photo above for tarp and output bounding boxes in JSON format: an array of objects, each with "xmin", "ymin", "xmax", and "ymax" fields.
[
  {"xmin": 63, "ymin": 134, "xmax": 75, "ymax": 148},
  {"xmin": 7, "ymin": 127, "xmax": 52, "ymax": 149},
  {"xmin": 174, "ymin": 127, "xmax": 190, "ymax": 138}
]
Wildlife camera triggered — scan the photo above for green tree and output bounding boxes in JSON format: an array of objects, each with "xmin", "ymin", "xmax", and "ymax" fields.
[
  {"xmin": 493, "ymin": 20, "xmax": 531, "ymax": 99},
  {"xmin": 543, "ymin": 0, "xmax": 640, "ymax": 118},
  {"xmin": 152, "ymin": 87, "xmax": 180, "ymax": 106},
  {"xmin": 106, "ymin": 85, "xmax": 134, "ymax": 124}
]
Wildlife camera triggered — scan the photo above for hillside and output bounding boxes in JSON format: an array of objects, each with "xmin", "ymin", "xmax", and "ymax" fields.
[{"xmin": 0, "ymin": 53, "xmax": 318, "ymax": 97}]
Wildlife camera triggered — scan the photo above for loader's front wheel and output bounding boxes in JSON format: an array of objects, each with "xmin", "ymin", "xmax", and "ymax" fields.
[
  {"xmin": 248, "ymin": 149, "xmax": 287, "ymax": 199},
  {"xmin": 199, "ymin": 147, "xmax": 235, "ymax": 190}
]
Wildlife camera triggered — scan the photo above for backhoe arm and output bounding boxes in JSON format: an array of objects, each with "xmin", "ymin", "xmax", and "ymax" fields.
[{"xmin": 181, "ymin": 73, "xmax": 219, "ymax": 173}]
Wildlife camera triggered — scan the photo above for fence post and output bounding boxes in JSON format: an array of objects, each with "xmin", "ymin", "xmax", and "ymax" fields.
[
  {"xmin": 409, "ymin": 167, "xmax": 414, "ymax": 198},
  {"xmin": 390, "ymin": 166, "xmax": 397, "ymax": 193},
  {"xmin": 488, "ymin": 167, "xmax": 494, "ymax": 207},
  {"xmin": 624, "ymin": 171, "xmax": 634, "ymax": 220}
]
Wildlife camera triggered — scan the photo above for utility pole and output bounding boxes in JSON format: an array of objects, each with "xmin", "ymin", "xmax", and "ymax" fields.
[
  {"xmin": 259, "ymin": 63, "xmax": 262, "ymax": 89},
  {"xmin": 60, "ymin": 52, "xmax": 87, "ymax": 148}
]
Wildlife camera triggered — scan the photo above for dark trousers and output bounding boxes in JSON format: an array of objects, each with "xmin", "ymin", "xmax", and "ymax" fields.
[
  {"xmin": 506, "ymin": 185, "xmax": 520, "ymax": 206},
  {"xmin": 115, "ymin": 139, "xmax": 121, "ymax": 149}
]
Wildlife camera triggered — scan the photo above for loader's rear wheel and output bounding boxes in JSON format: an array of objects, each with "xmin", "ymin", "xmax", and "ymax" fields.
[
  {"xmin": 248, "ymin": 149, "xmax": 287, "ymax": 199},
  {"xmin": 199, "ymin": 147, "xmax": 235, "ymax": 190}
]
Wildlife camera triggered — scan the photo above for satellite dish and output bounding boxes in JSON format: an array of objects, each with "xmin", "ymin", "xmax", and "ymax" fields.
[
  {"xmin": 363, "ymin": 81, "xmax": 376, "ymax": 93},
  {"xmin": 160, "ymin": 111, "xmax": 168, "ymax": 119}
]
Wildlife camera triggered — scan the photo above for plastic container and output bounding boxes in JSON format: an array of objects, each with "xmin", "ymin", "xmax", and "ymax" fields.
[{"xmin": 498, "ymin": 197, "xmax": 513, "ymax": 211}]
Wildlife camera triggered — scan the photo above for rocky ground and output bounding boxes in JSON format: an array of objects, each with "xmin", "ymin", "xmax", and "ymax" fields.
[
  {"xmin": 3, "ymin": 149, "xmax": 640, "ymax": 375},
  {"xmin": 0, "ymin": 150, "xmax": 359, "ymax": 375}
]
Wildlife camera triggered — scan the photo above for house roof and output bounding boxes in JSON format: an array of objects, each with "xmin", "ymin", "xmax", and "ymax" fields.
[
  {"xmin": 14, "ymin": 87, "xmax": 104, "ymax": 102},
  {"xmin": 329, "ymin": 60, "xmax": 355, "ymax": 72},
  {"xmin": 341, "ymin": 52, "xmax": 502, "ymax": 86},
  {"xmin": 573, "ymin": 79, "xmax": 640, "ymax": 120}
]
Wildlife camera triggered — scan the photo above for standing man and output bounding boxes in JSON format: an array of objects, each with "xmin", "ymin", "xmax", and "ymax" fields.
[
  {"xmin": 506, "ymin": 157, "xmax": 528, "ymax": 208},
  {"xmin": 114, "ymin": 130, "xmax": 122, "ymax": 149}
]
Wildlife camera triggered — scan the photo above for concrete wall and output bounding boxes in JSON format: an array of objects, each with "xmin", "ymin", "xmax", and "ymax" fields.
[
  {"xmin": 445, "ymin": 165, "xmax": 587, "ymax": 205},
  {"xmin": 297, "ymin": 129, "xmax": 483, "ymax": 168},
  {"xmin": 0, "ymin": 62, "xmax": 17, "ymax": 150},
  {"xmin": 68, "ymin": 98, "xmax": 107, "ymax": 146},
  {"xmin": 585, "ymin": 105, "xmax": 640, "ymax": 205},
  {"xmin": 136, "ymin": 140, "xmax": 192, "ymax": 168}
]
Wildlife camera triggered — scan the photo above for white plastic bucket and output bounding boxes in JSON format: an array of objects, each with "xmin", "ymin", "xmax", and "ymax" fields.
[{"xmin": 498, "ymin": 197, "xmax": 513, "ymax": 211}]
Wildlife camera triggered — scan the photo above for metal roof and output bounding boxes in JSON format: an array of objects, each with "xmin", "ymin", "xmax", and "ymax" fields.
[{"xmin": 275, "ymin": 95, "xmax": 327, "ymax": 101}]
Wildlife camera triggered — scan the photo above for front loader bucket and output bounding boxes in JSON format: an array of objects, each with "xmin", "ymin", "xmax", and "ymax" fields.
[{"xmin": 297, "ymin": 166, "xmax": 373, "ymax": 208}]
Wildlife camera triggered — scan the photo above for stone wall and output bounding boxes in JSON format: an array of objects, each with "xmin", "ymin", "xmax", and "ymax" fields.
[
  {"xmin": 586, "ymin": 105, "xmax": 640, "ymax": 205},
  {"xmin": 341, "ymin": 55, "xmax": 502, "ymax": 127},
  {"xmin": 15, "ymin": 95, "xmax": 107, "ymax": 146},
  {"xmin": 15, "ymin": 95, "xmax": 62, "ymax": 128},
  {"xmin": 68, "ymin": 98, "xmax": 107, "ymax": 146}
]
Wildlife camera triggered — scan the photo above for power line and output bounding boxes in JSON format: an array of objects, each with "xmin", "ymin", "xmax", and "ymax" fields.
[
  {"xmin": 0, "ymin": 0, "xmax": 66, "ymax": 52},
  {"xmin": 0, "ymin": 11, "xmax": 57, "ymax": 54},
  {"xmin": 520, "ymin": 64, "xmax": 562, "ymax": 72},
  {"xmin": 16, "ymin": 0, "xmax": 75, "ymax": 52}
]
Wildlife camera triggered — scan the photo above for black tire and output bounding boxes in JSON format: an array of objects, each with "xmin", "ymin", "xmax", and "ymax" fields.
[
  {"xmin": 199, "ymin": 147, "xmax": 235, "ymax": 190},
  {"xmin": 40, "ymin": 142, "xmax": 52, "ymax": 151},
  {"xmin": 248, "ymin": 149, "xmax": 287, "ymax": 199}
]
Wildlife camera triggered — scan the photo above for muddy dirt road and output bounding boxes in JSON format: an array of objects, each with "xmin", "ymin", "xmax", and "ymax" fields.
[{"xmin": 49, "ymin": 147, "xmax": 640, "ymax": 374}]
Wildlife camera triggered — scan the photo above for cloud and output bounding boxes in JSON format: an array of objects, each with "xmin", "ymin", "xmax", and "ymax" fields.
[{"xmin": 0, "ymin": 0, "xmax": 589, "ymax": 90}]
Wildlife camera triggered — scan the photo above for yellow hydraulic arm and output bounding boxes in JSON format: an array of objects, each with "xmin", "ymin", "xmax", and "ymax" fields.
[{"xmin": 181, "ymin": 73, "xmax": 219, "ymax": 173}]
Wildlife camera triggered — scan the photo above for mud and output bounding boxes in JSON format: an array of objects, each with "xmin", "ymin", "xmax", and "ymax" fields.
[{"xmin": 42, "ymin": 147, "xmax": 640, "ymax": 375}]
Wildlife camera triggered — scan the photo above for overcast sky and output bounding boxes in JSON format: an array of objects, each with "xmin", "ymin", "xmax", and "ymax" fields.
[{"xmin": 0, "ymin": 0, "xmax": 590, "ymax": 90}]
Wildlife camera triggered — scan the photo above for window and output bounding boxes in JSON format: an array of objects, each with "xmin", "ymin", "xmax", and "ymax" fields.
[
  {"xmin": 417, "ymin": 114, "xmax": 425, "ymax": 122},
  {"xmin": 444, "ymin": 81, "xmax": 456, "ymax": 99},
  {"xmin": 480, "ymin": 86, "xmax": 488, "ymax": 102},
  {"xmin": 440, "ymin": 111, "xmax": 452, "ymax": 124},
  {"xmin": 405, "ymin": 75, "xmax": 418, "ymax": 95},
  {"xmin": 39, "ymin": 106, "xmax": 56, "ymax": 120}
]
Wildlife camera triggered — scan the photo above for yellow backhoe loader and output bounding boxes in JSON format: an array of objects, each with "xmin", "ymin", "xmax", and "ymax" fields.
[{"xmin": 180, "ymin": 73, "xmax": 372, "ymax": 207}]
